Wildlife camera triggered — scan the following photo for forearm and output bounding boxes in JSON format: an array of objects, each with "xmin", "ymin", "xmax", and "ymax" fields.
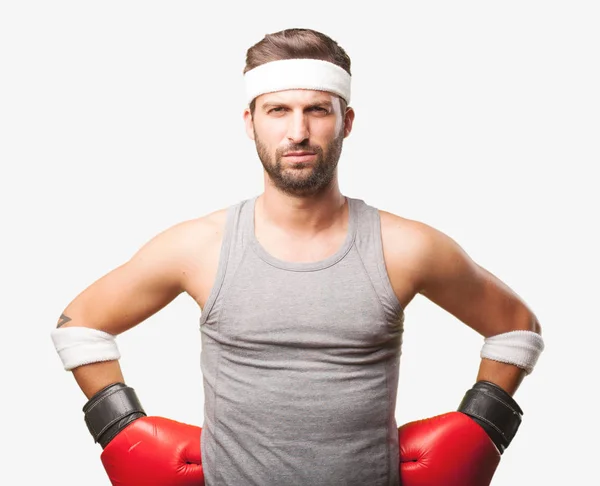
[
  {"xmin": 71, "ymin": 360, "xmax": 125, "ymax": 399},
  {"xmin": 54, "ymin": 315, "xmax": 126, "ymax": 399},
  {"xmin": 458, "ymin": 360, "xmax": 527, "ymax": 454},
  {"xmin": 476, "ymin": 358, "xmax": 525, "ymax": 396},
  {"xmin": 476, "ymin": 315, "xmax": 543, "ymax": 396},
  {"xmin": 457, "ymin": 325, "xmax": 544, "ymax": 453}
]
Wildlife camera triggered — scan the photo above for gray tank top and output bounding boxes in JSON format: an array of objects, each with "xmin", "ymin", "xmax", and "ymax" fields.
[{"xmin": 200, "ymin": 195, "xmax": 404, "ymax": 486}]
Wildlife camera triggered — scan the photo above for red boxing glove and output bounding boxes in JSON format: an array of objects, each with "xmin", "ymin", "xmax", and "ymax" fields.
[
  {"xmin": 399, "ymin": 381, "xmax": 525, "ymax": 485},
  {"xmin": 101, "ymin": 416, "xmax": 204, "ymax": 486},
  {"xmin": 398, "ymin": 411, "xmax": 500, "ymax": 486},
  {"xmin": 83, "ymin": 383, "xmax": 204, "ymax": 486}
]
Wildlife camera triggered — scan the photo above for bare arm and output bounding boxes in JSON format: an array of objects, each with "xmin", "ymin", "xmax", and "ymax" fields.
[
  {"xmin": 382, "ymin": 212, "xmax": 541, "ymax": 396},
  {"xmin": 415, "ymin": 224, "xmax": 541, "ymax": 395},
  {"xmin": 57, "ymin": 217, "xmax": 212, "ymax": 399}
]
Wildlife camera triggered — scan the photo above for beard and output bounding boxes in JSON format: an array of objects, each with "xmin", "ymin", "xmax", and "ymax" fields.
[{"xmin": 254, "ymin": 129, "xmax": 344, "ymax": 197}]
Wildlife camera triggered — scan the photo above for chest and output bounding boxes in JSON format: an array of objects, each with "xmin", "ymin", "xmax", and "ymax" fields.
[{"xmin": 215, "ymin": 252, "xmax": 401, "ymax": 349}]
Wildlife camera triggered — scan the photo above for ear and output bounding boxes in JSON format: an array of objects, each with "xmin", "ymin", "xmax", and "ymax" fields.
[
  {"xmin": 343, "ymin": 106, "xmax": 355, "ymax": 138},
  {"xmin": 243, "ymin": 107, "xmax": 255, "ymax": 141}
]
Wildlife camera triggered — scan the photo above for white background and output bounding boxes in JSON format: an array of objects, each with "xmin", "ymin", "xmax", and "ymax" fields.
[{"xmin": 1, "ymin": 1, "xmax": 598, "ymax": 484}]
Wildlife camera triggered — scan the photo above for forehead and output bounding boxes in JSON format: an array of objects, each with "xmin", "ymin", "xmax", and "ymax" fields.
[{"xmin": 256, "ymin": 89, "xmax": 340, "ymax": 107}]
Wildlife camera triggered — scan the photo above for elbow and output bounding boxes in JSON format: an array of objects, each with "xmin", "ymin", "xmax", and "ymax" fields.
[
  {"xmin": 514, "ymin": 307, "xmax": 541, "ymax": 336},
  {"xmin": 504, "ymin": 306, "xmax": 541, "ymax": 336},
  {"xmin": 532, "ymin": 314, "xmax": 542, "ymax": 336},
  {"xmin": 519, "ymin": 308, "xmax": 541, "ymax": 335}
]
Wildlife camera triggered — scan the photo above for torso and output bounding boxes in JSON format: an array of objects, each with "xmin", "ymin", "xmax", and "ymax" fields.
[{"xmin": 197, "ymin": 196, "xmax": 405, "ymax": 485}]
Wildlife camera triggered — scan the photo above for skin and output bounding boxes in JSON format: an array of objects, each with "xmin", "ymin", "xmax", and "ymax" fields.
[{"xmin": 59, "ymin": 88, "xmax": 541, "ymax": 400}]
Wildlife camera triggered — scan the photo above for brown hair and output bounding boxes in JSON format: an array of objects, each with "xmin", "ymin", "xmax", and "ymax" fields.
[{"xmin": 244, "ymin": 28, "xmax": 352, "ymax": 113}]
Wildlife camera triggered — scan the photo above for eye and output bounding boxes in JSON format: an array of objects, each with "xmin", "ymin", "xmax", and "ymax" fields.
[
  {"xmin": 268, "ymin": 107, "xmax": 286, "ymax": 114},
  {"xmin": 309, "ymin": 107, "xmax": 329, "ymax": 114}
]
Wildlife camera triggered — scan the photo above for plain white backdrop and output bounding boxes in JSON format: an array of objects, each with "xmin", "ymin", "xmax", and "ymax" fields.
[{"xmin": 1, "ymin": 1, "xmax": 598, "ymax": 484}]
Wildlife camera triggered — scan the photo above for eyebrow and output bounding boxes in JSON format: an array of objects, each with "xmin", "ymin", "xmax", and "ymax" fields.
[{"xmin": 261, "ymin": 101, "xmax": 333, "ymax": 111}]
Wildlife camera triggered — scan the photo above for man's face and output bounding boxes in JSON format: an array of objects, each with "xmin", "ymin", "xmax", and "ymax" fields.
[{"xmin": 244, "ymin": 90, "xmax": 354, "ymax": 197}]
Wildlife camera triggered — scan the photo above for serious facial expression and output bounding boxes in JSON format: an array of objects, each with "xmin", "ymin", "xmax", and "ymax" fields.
[{"xmin": 245, "ymin": 90, "xmax": 354, "ymax": 197}]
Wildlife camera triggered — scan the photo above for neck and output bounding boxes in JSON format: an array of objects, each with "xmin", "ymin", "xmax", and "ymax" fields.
[{"xmin": 257, "ymin": 180, "xmax": 346, "ymax": 237}]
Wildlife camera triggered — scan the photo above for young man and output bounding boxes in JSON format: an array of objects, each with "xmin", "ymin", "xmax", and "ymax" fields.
[{"xmin": 52, "ymin": 28, "xmax": 544, "ymax": 486}]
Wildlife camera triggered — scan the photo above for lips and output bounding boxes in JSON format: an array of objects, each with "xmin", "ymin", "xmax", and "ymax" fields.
[
  {"xmin": 283, "ymin": 152, "xmax": 316, "ymax": 157},
  {"xmin": 282, "ymin": 152, "xmax": 317, "ymax": 163}
]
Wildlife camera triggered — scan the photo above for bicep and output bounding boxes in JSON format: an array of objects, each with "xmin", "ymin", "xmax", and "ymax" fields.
[
  {"xmin": 60, "ymin": 225, "xmax": 190, "ymax": 335},
  {"xmin": 417, "ymin": 230, "xmax": 536, "ymax": 337}
]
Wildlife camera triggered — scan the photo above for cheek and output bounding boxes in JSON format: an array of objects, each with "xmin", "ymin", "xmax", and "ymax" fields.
[
  {"xmin": 312, "ymin": 118, "xmax": 343, "ymax": 145},
  {"xmin": 257, "ymin": 119, "xmax": 287, "ymax": 146}
]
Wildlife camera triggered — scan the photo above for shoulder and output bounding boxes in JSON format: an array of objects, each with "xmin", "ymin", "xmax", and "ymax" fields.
[
  {"xmin": 377, "ymin": 209, "xmax": 470, "ymax": 290},
  {"xmin": 182, "ymin": 207, "xmax": 229, "ymax": 238},
  {"xmin": 130, "ymin": 206, "xmax": 230, "ymax": 266},
  {"xmin": 378, "ymin": 209, "xmax": 442, "ymax": 259},
  {"xmin": 162, "ymin": 207, "xmax": 229, "ymax": 253}
]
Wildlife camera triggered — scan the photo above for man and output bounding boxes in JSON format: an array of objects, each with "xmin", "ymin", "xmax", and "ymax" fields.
[{"xmin": 52, "ymin": 28, "xmax": 544, "ymax": 486}]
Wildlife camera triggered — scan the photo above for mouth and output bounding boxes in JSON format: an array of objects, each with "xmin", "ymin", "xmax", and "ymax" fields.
[
  {"xmin": 282, "ymin": 152, "xmax": 317, "ymax": 163},
  {"xmin": 284, "ymin": 151, "xmax": 315, "ymax": 156}
]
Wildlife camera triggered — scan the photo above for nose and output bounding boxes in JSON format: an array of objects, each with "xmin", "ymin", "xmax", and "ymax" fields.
[{"xmin": 286, "ymin": 111, "xmax": 309, "ymax": 144}]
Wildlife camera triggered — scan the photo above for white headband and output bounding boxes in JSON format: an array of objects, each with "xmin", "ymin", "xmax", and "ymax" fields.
[{"xmin": 244, "ymin": 58, "xmax": 351, "ymax": 105}]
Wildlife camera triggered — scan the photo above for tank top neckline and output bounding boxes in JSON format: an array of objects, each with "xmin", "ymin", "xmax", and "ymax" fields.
[{"xmin": 245, "ymin": 195, "xmax": 359, "ymax": 272}]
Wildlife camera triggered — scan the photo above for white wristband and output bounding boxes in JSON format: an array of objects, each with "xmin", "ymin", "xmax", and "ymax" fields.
[
  {"xmin": 480, "ymin": 330, "xmax": 545, "ymax": 375},
  {"xmin": 51, "ymin": 327, "xmax": 121, "ymax": 371}
]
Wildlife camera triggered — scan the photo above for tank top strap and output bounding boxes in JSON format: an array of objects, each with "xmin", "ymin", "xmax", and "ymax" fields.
[
  {"xmin": 199, "ymin": 196, "xmax": 256, "ymax": 326},
  {"xmin": 350, "ymin": 198, "xmax": 404, "ymax": 322}
]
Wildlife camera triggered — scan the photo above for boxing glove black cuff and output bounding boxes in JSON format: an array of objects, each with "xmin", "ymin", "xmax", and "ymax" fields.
[
  {"xmin": 457, "ymin": 380, "xmax": 523, "ymax": 454},
  {"xmin": 82, "ymin": 382, "xmax": 146, "ymax": 449}
]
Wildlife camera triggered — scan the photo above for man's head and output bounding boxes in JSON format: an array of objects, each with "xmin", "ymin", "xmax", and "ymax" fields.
[{"xmin": 242, "ymin": 28, "xmax": 355, "ymax": 197}]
